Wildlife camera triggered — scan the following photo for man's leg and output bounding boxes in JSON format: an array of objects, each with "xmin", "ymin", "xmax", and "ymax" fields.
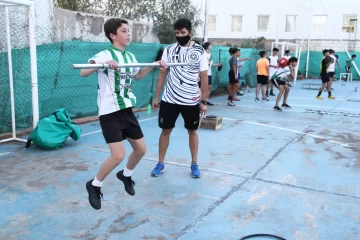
[
  {"xmin": 207, "ymin": 76, "xmax": 214, "ymax": 105},
  {"xmin": 283, "ymin": 85, "xmax": 290, "ymax": 105},
  {"xmin": 151, "ymin": 101, "xmax": 179, "ymax": 177},
  {"xmin": 181, "ymin": 104, "xmax": 201, "ymax": 178},
  {"xmin": 255, "ymin": 83, "xmax": 261, "ymax": 100},
  {"xmin": 232, "ymin": 82, "xmax": 240, "ymax": 101},
  {"xmin": 262, "ymin": 84, "xmax": 267, "ymax": 99},
  {"xmin": 275, "ymin": 85, "xmax": 284, "ymax": 107},
  {"xmin": 317, "ymin": 77, "xmax": 327, "ymax": 99}
]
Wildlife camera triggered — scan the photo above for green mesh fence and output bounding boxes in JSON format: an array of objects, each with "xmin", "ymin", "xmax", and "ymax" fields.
[{"xmin": 0, "ymin": 40, "xmax": 359, "ymax": 134}]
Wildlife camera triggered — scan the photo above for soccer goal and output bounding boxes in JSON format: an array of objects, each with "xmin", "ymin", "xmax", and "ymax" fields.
[
  {"xmin": 271, "ymin": 42, "xmax": 300, "ymax": 84},
  {"xmin": 0, "ymin": 0, "xmax": 39, "ymax": 143}
]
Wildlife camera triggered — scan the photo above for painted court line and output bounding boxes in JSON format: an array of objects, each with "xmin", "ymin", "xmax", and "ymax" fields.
[
  {"xmin": 82, "ymin": 116, "xmax": 158, "ymax": 137},
  {"xmin": 223, "ymin": 117, "xmax": 351, "ymax": 148},
  {"xmin": 0, "ymin": 152, "xmax": 12, "ymax": 157}
]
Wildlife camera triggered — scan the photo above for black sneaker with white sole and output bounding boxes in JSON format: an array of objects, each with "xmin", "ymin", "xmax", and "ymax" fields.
[
  {"xmin": 86, "ymin": 179, "xmax": 103, "ymax": 210},
  {"xmin": 273, "ymin": 106, "xmax": 282, "ymax": 111},
  {"xmin": 116, "ymin": 170, "xmax": 136, "ymax": 196},
  {"xmin": 282, "ymin": 103, "xmax": 291, "ymax": 108}
]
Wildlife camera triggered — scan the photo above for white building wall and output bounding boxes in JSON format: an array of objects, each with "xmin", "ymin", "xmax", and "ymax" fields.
[{"xmin": 194, "ymin": 0, "xmax": 360, "ymax": 42}]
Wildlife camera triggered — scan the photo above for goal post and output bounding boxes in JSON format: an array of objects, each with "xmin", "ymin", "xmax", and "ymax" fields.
[
  {"xmin": 271, "ymin": 41, "xmax": 300, "ymax": 84},
  {"xmin": 0, "ymin": 0, "xmax": 39, "ymax": 143}
]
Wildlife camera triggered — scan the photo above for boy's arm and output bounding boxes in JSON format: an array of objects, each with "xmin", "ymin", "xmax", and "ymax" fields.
[
  {"xmin": 80, "ymin": 51, "xmax": 114, "ymax": 77},
  {"xmin": 154, "ymin": 67, "xmax": 168, "ymax": 100},
  {"xmin": 80, "ymin": 60, "xmax": 98, "ymax": 77},
  {"xmin": 239, "ymin": 58, "xmax": 252, "ymax": 61},
  {"xmin": 134, "ymin": 60, "xmax": 166, "ymax": 80}
]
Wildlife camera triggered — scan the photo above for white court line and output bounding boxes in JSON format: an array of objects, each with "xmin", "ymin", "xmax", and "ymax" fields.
[
  {"xmin": 197, "ymin": 194, "xmax": 221, "ymax": 200},
  {"xmin": 212, "ymin": 102, "xmax": 304, "ymax": 113},
  {"xmin": 223, "ymin": 117, "xmax": 351, "ymax": 148},
  {"xmin": 0, "ymin": 152, "xmax": 12, "ymax": 157},
  {"xmin": 237, "ymin": 99, "xmax": 360, "ymax": 112},
  {"xmin": 82, "ymin": 116, "xmax": 158, "ymax": 137}
]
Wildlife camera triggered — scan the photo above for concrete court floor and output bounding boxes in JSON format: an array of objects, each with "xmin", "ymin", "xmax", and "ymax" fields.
[{"xmin": 1, "ymin": 79, "xmax": 360, "ymax": 240}]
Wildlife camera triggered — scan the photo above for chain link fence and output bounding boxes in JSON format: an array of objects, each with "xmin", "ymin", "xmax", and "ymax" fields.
[{"xmin": 1, "ymin": 2, "xmax": 360, "ymax": 135}]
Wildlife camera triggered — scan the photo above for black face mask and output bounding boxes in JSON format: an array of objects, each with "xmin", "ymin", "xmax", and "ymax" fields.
[{"xmin": 176, "ymin": 35, "xmax": 191, "ymax": 46}]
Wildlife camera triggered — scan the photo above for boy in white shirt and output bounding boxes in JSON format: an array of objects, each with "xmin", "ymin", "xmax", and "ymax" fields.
[
  {"xmin": 202, "ymin": 42, "xmax": 222, "ymax": 105},
  {"xmin": 267, "ymin": 48, "xmax": 279, "ymax": 97}
]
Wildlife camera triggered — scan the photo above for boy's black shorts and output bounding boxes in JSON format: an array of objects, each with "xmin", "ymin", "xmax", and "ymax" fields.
[
  {"xmin": 257, "ymin": 75, "xmax": 268, "ymax": 85},
  {"xmin": 271, "ymin": 79, "xmax": 286, "ymax": 88},
  {"xmin": 99, "ymin": 108, "xmax": 143, "ymax": 143},
  {"xmin": 158, "ymin": 100, "xmax": 200, "ymax": 130}
]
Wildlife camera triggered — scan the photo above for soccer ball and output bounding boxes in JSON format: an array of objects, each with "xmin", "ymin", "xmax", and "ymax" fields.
[{"xmin": 279, "ymin": 58, "xmax": 288, "ymax": 67}]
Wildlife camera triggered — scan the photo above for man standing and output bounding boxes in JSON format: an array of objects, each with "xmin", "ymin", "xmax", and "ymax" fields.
[{"xmin": 151, "ymin": 18, "xmax": 208, "ymax": 178}]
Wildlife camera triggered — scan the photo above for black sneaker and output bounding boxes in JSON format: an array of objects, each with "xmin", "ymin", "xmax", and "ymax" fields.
[
  {"xmin": 282, "ymin": 103, "xmax": 291, "ymax": 108},
  {"xmin": 206, "ymin": 101, "xmax": 214, "ymax": 106},
  {"xmin": 86, "ymin": 179, "xmax": 103, "ymax": 210},
  {"xmin": 273, "ymin": 106, "xmax": 282, "ymax": 111},
  {"xmin": 116, "ymin": 170, "xmax": 135, "ymax": 196},
  {"xmin": 270, "ymin": 92, "xmax": 276, "ymax": 96}
]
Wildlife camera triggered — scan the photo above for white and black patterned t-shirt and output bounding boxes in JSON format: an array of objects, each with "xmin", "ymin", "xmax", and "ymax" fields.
[{"xmin": 161, "ymin": 41, "xmax": 208, "ymax": 106}]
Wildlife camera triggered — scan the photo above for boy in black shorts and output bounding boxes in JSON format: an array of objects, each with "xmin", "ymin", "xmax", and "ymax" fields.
[
  {"xmin": 228, "ymin": 48, "xmax": 240, "ymax": 106},
  {"xmin": 345, "ymin": 54, "xmax": 357, "ymax": 81},
  {"xmin": 271, "ymin": 57, "xmax": 298, "ymax": 111},
  {"xmin": 255, "ymin": 51, "xmax": 270, "ymax": 101},
  {"xmin": 317, "ymin": 49, "xmax": 335, "ymax": 100},
  {"xmin": 80, "ymin": 18, "xmax": 165, "ymax": 210},
  {"xmin": 151, "ymin": 18, "xmax": 208, "ymax": 178}
]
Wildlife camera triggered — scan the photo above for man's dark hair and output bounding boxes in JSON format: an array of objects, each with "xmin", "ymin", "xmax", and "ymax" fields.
[
  {"xmin": 322, "ymin": 49, "xmax": 329, "ymax": 55},
  {"xmin": 285, "ymin": 50, "xmax": 290, "ymax": 54},
  {"xmin": 288, "ymin": 57, "xmax": 298, "ymax": 64},
  {"xmin": 229, "ymin": 47, "xmax": 234, "ymax": 55},
  {"xmin": 329, "ymin": 49, "xmax": 335, "ymax": 54},
  {"xmin": 259, "ymin": 51, "xmax": 266, "ymax": 58},
  {"xmin": 273, "ymin": 48, "xmax": 279, "ymax": 52},
  {"xmin": 174, "ymin": 18, "xmax": 192, "ymax": 31},
  {"xmin": 203, "ymin": 42, "xmax": 211, "ymax": 50},
  {"xmin": 231, "ymin": 48, "xmax": 239, "ymax": 55},
  {"xmin": 352, "ymin": 54, "xmax": 357, "ymax": 58},
  {"xmin": 104, "ymin": 18, "xmax": 128, "ymax": 43}
]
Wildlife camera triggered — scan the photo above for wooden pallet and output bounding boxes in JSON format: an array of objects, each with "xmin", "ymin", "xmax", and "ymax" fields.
[
  {"xmin": 302, "ymin": 83, "xmax": 321, "ymax": 90},
  {"xmin": 200, "ymin": 116, "xmax": 223, "ymax": 130}
]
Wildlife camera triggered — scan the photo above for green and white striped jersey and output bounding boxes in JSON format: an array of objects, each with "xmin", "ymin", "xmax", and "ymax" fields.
[{"xmin": 89, "ymin": 47, "xmax": 140, "ymax": 116}]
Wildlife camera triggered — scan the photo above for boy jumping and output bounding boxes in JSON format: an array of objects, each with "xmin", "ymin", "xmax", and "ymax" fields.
[
  {"xmin": 317, "ymin": 49, "xmax": 335, "ymax": 99},
  {"xmin": 271, "ymin": 57, "xmax": 298, "ymax": 111},
  {"xmin": 80, "ymin": 18, "xmax": 165, "ymax": 210}
]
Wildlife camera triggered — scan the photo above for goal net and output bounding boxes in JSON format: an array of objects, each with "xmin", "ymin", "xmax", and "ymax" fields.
[
  {"xmin": 0, "ymin": 0, "xmax": 39, "ymax": 143},
  {"xmin": 271, "ymin": 41, "xmax": 300, "ymax": 84}
]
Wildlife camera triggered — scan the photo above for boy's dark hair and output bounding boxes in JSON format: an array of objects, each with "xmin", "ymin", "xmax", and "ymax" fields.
[
  {"xmin": 329, "ymin": 49, "xmax": 335, "ymax": 54},
  {"xmin": 285, "ymin": 50, "xmax": 290, "ymax": 54},
  {"xmin": 229, "ymin": 47, "xmax": 234, "ymax": 55},
  {"xmin": 174, "ymin": 18, "xmax": 192, "ymax": 31},
  {"xmin": 203, "ymin": 42, "xmax": 211, "ymax": 50},
  {"xmin": 259, "ymin": 51, "xmax": 266, "ymax": 58},
  {"xmin": 322, "ymin": 49, "xmax": 329, "ymax": 55},
  {"xmin": 104, "ymin": 18, "xmax": 129, "ymax": 43},
  {"xmin": 231, "ymin": 48, "xmax": 239, "ymax": 55},
  {"xmin": 288, "ymin": 57, "xmax": 298, "ymax": 64},
  {"xmin": 352, "ymin": 54, "xmax": 357, "ymax": 58},
  {"xmin": 273, "ymin": 48, "xmax": 279, "ymax": 52}
]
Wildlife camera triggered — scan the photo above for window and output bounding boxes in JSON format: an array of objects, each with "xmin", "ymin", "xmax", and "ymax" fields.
[
  {"xmin": 231, "ymin": 15, "xmax": 242, "ymax": 32},
  {"xmin": 258, "ymin": 15, "xmax": 269, "ymax": 32},
  {"xmin": 285, "ymin": 15, "xmax": 297, "ymax": 32},
  {"xmin": 342, "ymin": 15, "xmax": 357, "ymax": 33},
  {"xmin": 312, "ymin": 15, "xmax": 327, "ymax": 33},
  {"xmin": 208, "ymin": 15, "xmax": 216, "ymax": 31}
]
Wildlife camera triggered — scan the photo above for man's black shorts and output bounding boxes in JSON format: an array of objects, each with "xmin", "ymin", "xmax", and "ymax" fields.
[
  {"xmin": 345, "ymin": 66, "xmax": 351, "ymax": 73},
  {"xmin": 198, "ymin": 76, "xmax": 212, "ymax": 88},
  {"xmin": 228, "ymin": 70, "xmax": 239, "ymax": 84},
  {"xmin": 257, "ymin": 75, "xmax": 268, "ymax": 85},
  {"xmin": 271, "ymin": 79, "xmax": 286, "ymax": 88},
  {"xmin": 99, "ymin": 108, "xmax": 143, "ymax": 143},
  {"xmin": 328, "ymin": 72, "xmax": 335, "ymax": 78},
  {"xmin": 321, "ymin": 74, "xmax": 330, "ymax": 83},
  {"xmin": 158, "ymin": 100, "xmax": 200, "ymax": 130}
]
